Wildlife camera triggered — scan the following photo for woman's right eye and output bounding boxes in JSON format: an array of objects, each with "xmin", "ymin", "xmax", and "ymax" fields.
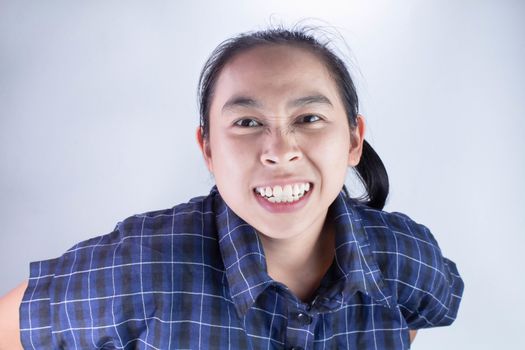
[{"xmin": 234, "ymin": 118, "xmax": 262, "ymax": 127}]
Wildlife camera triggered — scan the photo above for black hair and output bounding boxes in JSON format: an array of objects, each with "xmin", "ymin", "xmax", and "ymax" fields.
[{"xmin": 197, "ymin": 27, "xmax": 389, "ymax": 210}]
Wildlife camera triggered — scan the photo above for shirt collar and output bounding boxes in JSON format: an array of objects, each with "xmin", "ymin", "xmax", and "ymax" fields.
[
  {"xmin": 211, "ymin": 186, "xmax": 392, "ymax": 318},
  {"xmin": 212, "ymin": 187, "xmax": 274, "ymax": 317},
  {"xmin": 320, "ymin": 192, "xmax": 393, "ymax": 309}
]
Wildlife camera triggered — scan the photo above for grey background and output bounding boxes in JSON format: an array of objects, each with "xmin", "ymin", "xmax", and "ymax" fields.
[{"xmin": 1, "ymin": 0, "xmax": 524, "ymax": 349}]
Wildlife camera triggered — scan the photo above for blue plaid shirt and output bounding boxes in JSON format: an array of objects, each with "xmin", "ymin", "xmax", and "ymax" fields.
[{"xmin": 20, "ymin": 187, "xmax": 463, "ymax": 349}]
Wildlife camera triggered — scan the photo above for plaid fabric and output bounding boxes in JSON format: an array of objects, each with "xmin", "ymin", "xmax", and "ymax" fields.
[{"xmin": 20, "ymin": 186, "xmax": 463, "ymax": 349}]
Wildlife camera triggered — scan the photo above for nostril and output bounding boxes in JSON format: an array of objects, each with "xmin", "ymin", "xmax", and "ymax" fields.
[{"xmin": 261, "ymin": 149, "xmax": 301, "ymax": 165}]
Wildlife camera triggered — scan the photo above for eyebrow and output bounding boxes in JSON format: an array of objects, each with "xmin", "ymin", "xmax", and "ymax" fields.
[
  {"xmin": 289, "ymin": 94, "xmax": 333, "ymax": 109},
  {"xmin": 221, "ymin": 94, "xmax": 333, "ymax": 113},
  {"xmin": 222, "ymin": 96, "xmax": 262, "ymax": 112}
]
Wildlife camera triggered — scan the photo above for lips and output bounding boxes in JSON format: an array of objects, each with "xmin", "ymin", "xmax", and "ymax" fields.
[{"xmin": 254, "ymin": 182, "xmax": 312, "ymax": 203}]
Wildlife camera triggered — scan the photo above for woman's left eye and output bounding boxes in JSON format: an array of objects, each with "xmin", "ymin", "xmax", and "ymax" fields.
[{"xmin": 298, "ymin": 114, "xmax": 322, "ymax": 124}]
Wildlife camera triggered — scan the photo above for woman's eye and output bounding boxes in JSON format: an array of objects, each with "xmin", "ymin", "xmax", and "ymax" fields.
[
  {"xmin": 234, "ymin": 118, "xmax": 262, "ymax": 127},
  {"xmin": 298, "ymin": 114, "xmax": 322, "ymax": 124}
]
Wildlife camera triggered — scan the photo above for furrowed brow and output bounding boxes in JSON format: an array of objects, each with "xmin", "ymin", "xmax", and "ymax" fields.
[{"xmin": 221, "ymin": 94, "xmax": 333, "ymax": 113}]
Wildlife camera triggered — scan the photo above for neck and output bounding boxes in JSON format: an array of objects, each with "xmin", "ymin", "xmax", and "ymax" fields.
[{"xmin": 258, "ymin": 216, "xmax": 335, "ymax": 302}]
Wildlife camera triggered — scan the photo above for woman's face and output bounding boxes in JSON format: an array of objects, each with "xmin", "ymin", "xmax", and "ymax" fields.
[{"xmin": 198, "ymin": 44, "xmax": 364, "ymax": 240}]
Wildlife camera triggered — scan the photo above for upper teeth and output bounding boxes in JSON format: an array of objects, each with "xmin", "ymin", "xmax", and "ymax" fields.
[{"xmin": 255, "ymin": 183, "xmax": 310, "ymax": 203}]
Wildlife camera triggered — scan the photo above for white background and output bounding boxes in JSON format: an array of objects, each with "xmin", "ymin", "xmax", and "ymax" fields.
[{"xmin": 1, "ymin": 0, "xmax": 524, "ymax": 349}]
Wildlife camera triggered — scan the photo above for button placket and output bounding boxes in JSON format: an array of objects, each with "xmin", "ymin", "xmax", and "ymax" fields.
[
  {"xmin": 295, "ymin": 312, "xmax": 313, "ymax": 326},
  {"xmin": 287, "ymin": 309, "xmax": 314, "ymax": 350}
]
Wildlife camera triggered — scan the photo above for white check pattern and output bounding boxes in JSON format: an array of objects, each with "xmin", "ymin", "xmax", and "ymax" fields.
[{"xmin": 20, "ymin": 187, "xmax": 463, "ymax": 349}]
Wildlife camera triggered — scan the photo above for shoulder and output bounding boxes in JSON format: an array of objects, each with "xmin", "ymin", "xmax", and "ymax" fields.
[
  {"xmin": 351, "ymin": 201, "xmax": 464, "ymax": 328},
  {"xmin": 353, "ymin": 203, "xmax": 442, "ymax": 271},
  {"xmin": 115, "ymin": 192, "xmax": 215, "ymax": 238},
  {"xmin": 62, "ymin": 191, "xmax": 219, "ymax": 268},
  {"xmin": 22, "ymin": 190, "xmax": 220, "ymax": 297}
]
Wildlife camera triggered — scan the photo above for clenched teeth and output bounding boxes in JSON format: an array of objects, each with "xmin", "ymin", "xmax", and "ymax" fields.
[{"xmin": 255, "ymin": 183, "xmax": 311, "ymax": 203}]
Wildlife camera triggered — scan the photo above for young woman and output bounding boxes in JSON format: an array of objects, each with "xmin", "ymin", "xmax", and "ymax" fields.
[{"xmin": 0, "ymin": 27, "xmax": 463, "ymax": 349}]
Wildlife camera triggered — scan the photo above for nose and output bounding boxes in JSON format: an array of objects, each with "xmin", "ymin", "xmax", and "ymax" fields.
[{"xmin": 260, "ymin": 129, "xmax": 302, "ymax": 166}]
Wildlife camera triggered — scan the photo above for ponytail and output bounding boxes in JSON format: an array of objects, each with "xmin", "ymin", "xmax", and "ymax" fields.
[{"xmin": 353, "ymin": 140, "xmax": 389, "ymax": 210}]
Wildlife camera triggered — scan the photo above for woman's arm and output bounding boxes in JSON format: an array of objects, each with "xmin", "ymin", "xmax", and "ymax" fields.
[
  {"xmin": 0, "ymin": 281, "xmax": 28, "ymax": 350},
  {"xmin": 410, "ymin": 330, "xmax": 418, "ymax": 344}
]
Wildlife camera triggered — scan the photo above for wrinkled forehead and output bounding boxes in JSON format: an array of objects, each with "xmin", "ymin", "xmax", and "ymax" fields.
[{"xmin": 211, "ymin": 44, "xmax": 340, "ymax": 111}]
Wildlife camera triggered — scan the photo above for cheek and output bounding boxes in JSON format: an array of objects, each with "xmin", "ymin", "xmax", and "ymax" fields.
[
  {"xmin": 209, "ymin": 134, "xmax": 257, "ymax": 174},
  {"xmin": 300, "ymin": 129, "xmax": 350, "ymax": 167}
]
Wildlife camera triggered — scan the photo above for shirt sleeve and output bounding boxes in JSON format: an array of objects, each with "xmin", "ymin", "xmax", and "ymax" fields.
[
  {"xmin": 400, "ymin": 255, "xmax": 463, "ymax": 329},
  {"xmin": 19, "ymin": 258, "xmax": 58, "ymax": 348},
  {"xmin": 19, "ymin": 227, "xmax": 124, "ymax": 348},
  {"xmin": 378, "ymin": 211, "xmax": 464, "ymax": 329}
]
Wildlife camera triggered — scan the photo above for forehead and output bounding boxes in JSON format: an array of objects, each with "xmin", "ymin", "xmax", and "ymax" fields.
[
  {"xmin": 223, "ymin": 44, "xmax": 329, "ymax": 77},
  {"xmin": 212, "ymin": 44, "xmax": 339, "ymax": 105}
]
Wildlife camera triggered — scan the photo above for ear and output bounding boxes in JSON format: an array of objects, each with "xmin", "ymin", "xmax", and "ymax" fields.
[
  {"xmin": 348, "ymin": 114, "xmax": 366, "ymax": 166},
  {"xmin": 196, "ymin": 126, "xmax": 213, "ymax": 172}
]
